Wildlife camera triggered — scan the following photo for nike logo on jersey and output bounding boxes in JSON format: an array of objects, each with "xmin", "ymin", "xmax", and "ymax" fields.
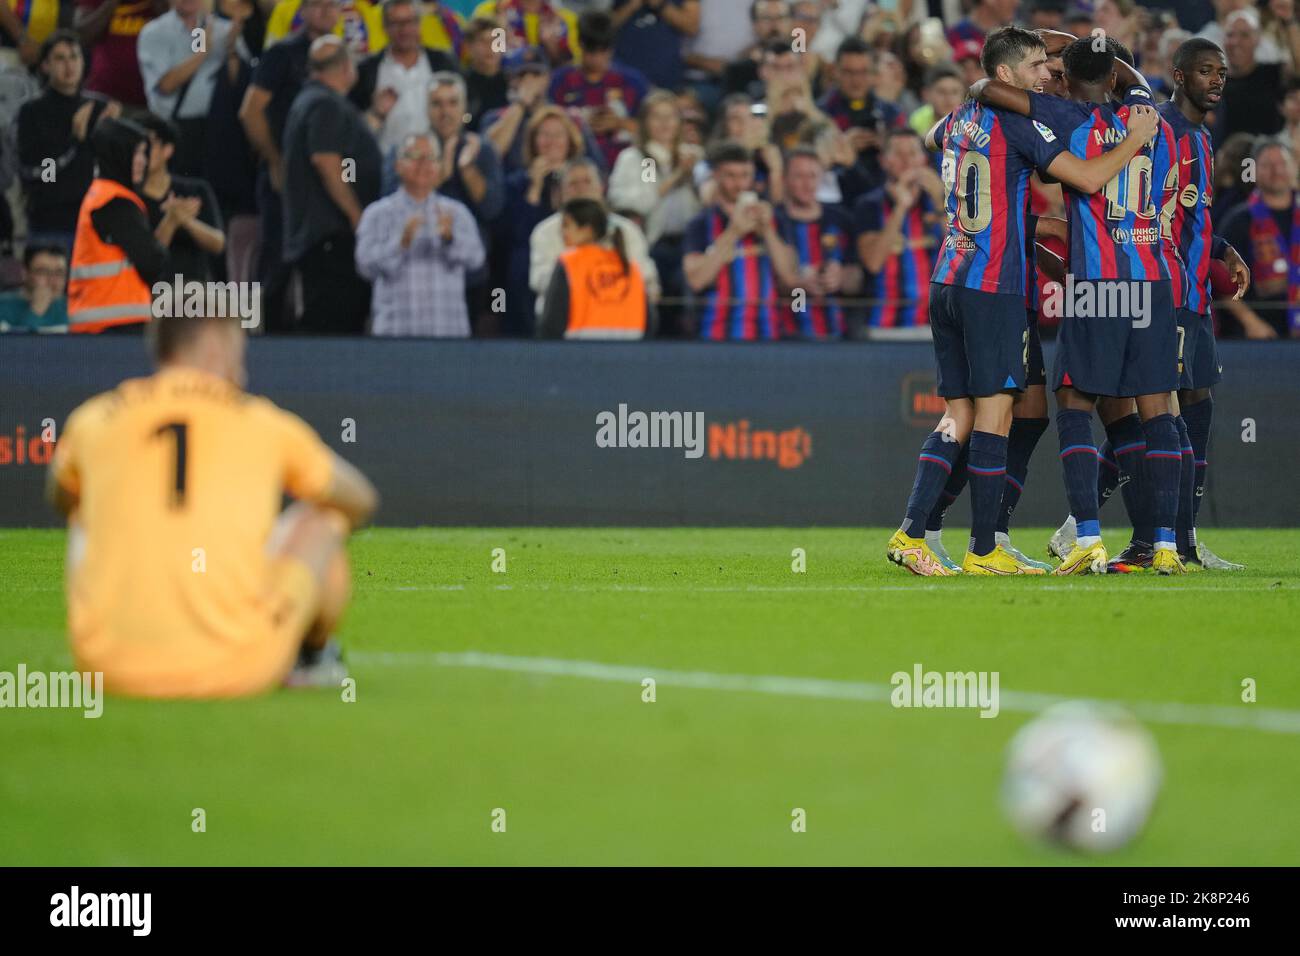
[{"xmin": 1182, "ymin": 157, "xmax": 1197, "ymax": 166}]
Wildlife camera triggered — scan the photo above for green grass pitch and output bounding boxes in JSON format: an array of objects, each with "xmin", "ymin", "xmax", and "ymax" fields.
[{"xmin": 2, "ymin": 527, "xmax": 1298, "ymax": 866}]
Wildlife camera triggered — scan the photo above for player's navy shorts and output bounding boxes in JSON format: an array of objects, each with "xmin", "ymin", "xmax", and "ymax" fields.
[
  {"xmin": 1050, "ymin": 279, "xmax": 1179, "ymax": 397},
  {"xmin": 929, "ymin": 284, "xmax": 1029, "ymax": 398},
  {"xmin": 1185, "ymin": 307, "xmax": 1223, "ymax": 389},
  {"xmin": 1176, "ymin": 307, "xmax": 1199, "ymax": 390},
  {"xmin": 1025, "ymin": 310, "xmax": 1045, "ymax": 387}
]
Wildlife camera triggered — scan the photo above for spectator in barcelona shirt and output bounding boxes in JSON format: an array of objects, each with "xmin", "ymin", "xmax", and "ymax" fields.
[
  {"xmin": 609, "ymin": 0, "xmax": 700, "ymax": 93},
  {"xmin": 464, "ymin": 14, "xmax": 508, "ymax": 126},
  {"xmin": 281, "ymin": 34, "xmax": 383, "ymax": 334},
  {"xmin": 548, "ymin": 10, "xmax": 648, "ymax": 170},
  {"xmin": 137, "ymin": 0, "xmax": 251, "ymax": 178},
  {"xmin": 0, "ymin": 0, "xmax": 59, "ymax": 64},
  {"xmin": 854, "ymin": 126, "xmax": 946, "ymax": 339},
  {"xmin": 74, "ymin": 0, "xmax": 167, "ymax": 106},
  {"xmin": 416, "ymin": 0, "xmax": 467, "ymax": 58},
  {"xmin": 240, "ymin": 0, "xmax": 341, "ymax": 331},
  {"xmin": 265, "ymin": 0, "xmax": 387, "ymax": 57},
  {"xmin": 775, "ymin": 146, "xmax": 858, "ymax": 340},
  {"xmin": 1218, "ymin": 140, "xmax": 1300, "ymax": 339},
  {"xmin": 472, "ymin": 0, "xmax": 579, "ymax": 66},
  {"xmin": 682, "ymin": 140, "xmax": 799, "ymax": 340},
  {"xmin": 946, "ymin": 0, "xmax": 1016, "ymax": 49},
  {"xmin": 356, "ymin": 132, "xmax": 485, "ymax": 336},
  {"xmin": 350, "ymin": 0, "xmax": 459, "ymax": 155},
  {"xmin": 16, "ymin": 30, "xmax": 122, "ymax": 254}
]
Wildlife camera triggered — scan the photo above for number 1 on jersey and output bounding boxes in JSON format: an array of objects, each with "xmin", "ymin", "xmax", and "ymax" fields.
[{"xmin": 154, "ymin": 421, "xmax": 188, "ymax": 508}]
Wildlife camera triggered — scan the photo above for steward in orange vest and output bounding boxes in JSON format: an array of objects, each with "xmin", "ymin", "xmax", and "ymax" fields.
[
  {"xmin": 537, "ymin": 199, "xmax": 651, "ymax": 340},
  {"xmin": 68, "ymin": 118, "xmax": 168, "ymax": 333}
]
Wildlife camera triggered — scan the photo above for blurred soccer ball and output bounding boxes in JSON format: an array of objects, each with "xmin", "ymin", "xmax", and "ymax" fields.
[{"xmin": 1002, "ymin": 702, "xmax": 1162, "ymax": 853}]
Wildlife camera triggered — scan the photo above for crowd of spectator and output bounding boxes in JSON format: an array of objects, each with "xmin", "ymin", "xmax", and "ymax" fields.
[{"xmin": 0, "ymin": 0, "xmax": 1298, "ymax": 339}]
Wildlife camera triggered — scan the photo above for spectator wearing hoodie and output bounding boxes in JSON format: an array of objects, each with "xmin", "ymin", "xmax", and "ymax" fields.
[{"xmin": 67, "ymin": 117, "xmax": 197, "ymax": 333}]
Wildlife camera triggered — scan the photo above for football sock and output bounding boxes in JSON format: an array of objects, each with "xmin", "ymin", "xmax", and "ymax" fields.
[
  {"xmin": 1096, "ymin": 440, "xmax": 1121, "ymax": 506},
  {"xmin": 967, "ymin": 430, "xmax": 1008, "ymax": 557},
  {"xmin": 1182, "ymin": 396, "xmax": 1213, "ymax": 529},
  {"xmin": 925, "ymin": 441, "xmax": 969, "ymax": 533},
  {"xmin": 1141, "ymin": 413, "xmax": 1182, "ymax": 552},
  {"xmin": 1175, "ymin": 416, "xmax": 1196, "ymax": 555},
  {"xmin": 901, "ymin": 431, "xmax": 964, "ymax": 536},
  {"xmin": 997, "ymin": 416, "xmax": 1048, "ymax": 534},
  {"xmin": 1057, "ymin": 409, "xmax": 1101, "ymax": 547},
  {"xmin": 1105, "ymin": 414, "xmax": 1151, "ymax": 546}
]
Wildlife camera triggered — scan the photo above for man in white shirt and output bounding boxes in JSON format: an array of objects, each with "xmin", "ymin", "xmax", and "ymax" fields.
[
  {"xmin": 530, "ymin": 157, "xmax": 659, "ymax": 318},
  {"xmin": 138, "ymin": 0, "xmax": 249, "ymax": 174},
  {"xmin": 353, "ymin": 0, "xmax": 460, "ymax": 152}
]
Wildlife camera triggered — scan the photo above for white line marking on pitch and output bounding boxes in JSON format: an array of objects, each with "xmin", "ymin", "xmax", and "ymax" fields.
[
  {"xmin": 375, "ymin": 583, "xmax": 1296, "ymax": 594},
  {"xmin": 350, "ymin": 650, "xmax": 1300, "ymax": 736}
]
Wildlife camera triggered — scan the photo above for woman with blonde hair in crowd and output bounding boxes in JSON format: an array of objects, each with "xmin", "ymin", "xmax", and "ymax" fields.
[
  {"xmin": 608, "ymin": 90, "xmax": 702, "ymax": 335},
  {"xmin": 501, "ymin": 104, "xmax": 585, "ymax": 335}
]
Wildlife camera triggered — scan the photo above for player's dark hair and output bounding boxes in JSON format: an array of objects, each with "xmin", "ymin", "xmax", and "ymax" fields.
[
  {"xmin": 1061, "ymin": 36, "xmax": 1115, "ymax": 85},
  {"xmin": 577, "ymin": 11, "xmax": 615, "ymax": 50},
  {"xmin": 981, "ymin": 26, "xmax": 1045, "ymax": 78},
  {"xmin": 149, "ymin": 314, "xmax": 243, "ymax": 364},
  {"xmin": 1107, "ymin": 37, "xmax": 1135, "ymax": 67},
  {"xmin": 835, "ymin": 36, "xmax": 874, "ymax": 64},
  {"xmin": 708, "ymin": 140, "xmax": 755, "ymax": 169},
  {"xmin": 23, "ymin": 244, "xmax": 67, "ymax": 269},
  {"xmin": 38, "ymin": 28, "xmax": 81, "ymax": 66},
  {"xmin": 562, "ymin": 198, "xmax": 628, "ymax": 276},
  {"xmin": 1171, "ymin": 37, "xmax": 1226, "ymax": 75}
]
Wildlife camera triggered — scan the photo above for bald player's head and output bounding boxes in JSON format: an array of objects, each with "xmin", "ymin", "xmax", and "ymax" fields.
[{"xmin": 309, "ymin": 35, "xmax": 355, "ymax": 90}]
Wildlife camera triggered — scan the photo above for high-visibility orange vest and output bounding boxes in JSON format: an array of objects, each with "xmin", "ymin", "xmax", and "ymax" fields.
[
  {"xmin": 559, "ymin": 243, "xmax": 647, "ymax": 340},
  {"xmin": 68, "ymin": 179, "xmax": 154, "ymax": 333}
]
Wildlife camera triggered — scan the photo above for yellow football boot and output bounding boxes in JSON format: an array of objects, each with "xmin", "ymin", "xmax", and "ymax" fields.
[
  {"xmin": 1151, "ymin": 548, "xmax": 1187, "ymax": 575},
  {"xmin": 1052, "ymin": 542, "xmax": 1109, "ymax": 575},
  {"xmin": 962, "ymin": 544, "xmax": 1047, "ymax": 575},
  {"xmin": 887, "ymin": 530, "xmax": 960, "ymax": 576}
]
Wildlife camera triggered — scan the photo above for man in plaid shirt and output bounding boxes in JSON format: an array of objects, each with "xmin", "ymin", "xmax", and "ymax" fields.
[{"xmin": 355, "ymin": 132, "xmax": 486, "ymax": 336}]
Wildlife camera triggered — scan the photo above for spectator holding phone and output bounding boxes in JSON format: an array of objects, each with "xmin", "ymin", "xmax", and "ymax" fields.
[{"xmin": 682, "ymin": 140, "xmax": 799, "ymax": 340}]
